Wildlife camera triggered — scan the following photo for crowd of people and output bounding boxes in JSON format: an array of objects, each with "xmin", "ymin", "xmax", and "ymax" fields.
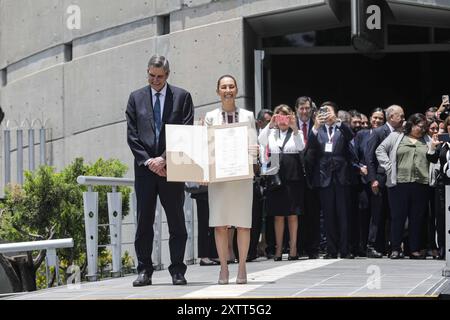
[
  {"xmin": 127, "ymin": 54, "xmax": 447, "ymax": 287},
  {"xmin": 190, "ymin": 94, "xmax": 450, "ymax": 272}
]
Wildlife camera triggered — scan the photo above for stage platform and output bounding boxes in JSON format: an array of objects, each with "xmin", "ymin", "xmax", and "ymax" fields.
[{"xmin": 1, "ymin": 257, "xmax": 448, "ymax": 300}]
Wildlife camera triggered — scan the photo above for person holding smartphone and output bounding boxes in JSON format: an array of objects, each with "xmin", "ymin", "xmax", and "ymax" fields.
[
  {"xmin": 437, "ymin": 95, "xmax": 450, "ymax": 121},
  {"xmin": 425, "ymin": 116, "xmax": 450, "ymax": 260},
  {"xmin": 308, "ymin": 101, "xmax": 355, "ymax": 259},
  {"xmin": 258, "ymin": 104, "xmax": 305, "ymax": 261}
]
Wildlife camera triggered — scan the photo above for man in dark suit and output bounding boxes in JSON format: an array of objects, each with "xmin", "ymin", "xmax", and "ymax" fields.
[
  {"xmin": 126, "ymin": 55, "xmax": 194, "ymax": 286},
  {"xmin": 309, "ymin": 101, "xmax": 354, "ymax": 259},
  {"xmin": 347, "ymin": 110, "xmax": 367, "ymax": 257},
  {"xmin": 295, "ymin": 96, "xmax": 321, "ymax": 259},
  {"xmin": 365, "ymin": 105, "xmax": 404, "ymax": 258}
]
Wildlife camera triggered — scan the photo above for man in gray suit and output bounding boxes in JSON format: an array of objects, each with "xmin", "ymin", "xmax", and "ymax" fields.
[{"xmin": 126, "ymin": 55, "xmax": 194, "ymax": 286}]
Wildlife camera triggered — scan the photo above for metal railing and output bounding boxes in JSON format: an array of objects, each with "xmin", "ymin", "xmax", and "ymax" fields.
[
  {"xmin": 443, "ymin": 186, "xmax": 450, "ymax": 277},
  {"xmin": 76, "ymin": 176, "xmax": 195, "ymax": 281},
  {"xmin": 2, "ymin": 118, "xmax": 49, "ymax": 187},
  {"xmin": 0, "ymin": 238, "xmax": 73, "ymax": 287}
]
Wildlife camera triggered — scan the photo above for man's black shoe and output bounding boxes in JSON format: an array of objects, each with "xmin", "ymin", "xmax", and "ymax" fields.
[
  {"xmin": 367, "ymin": 248, "xmax": 383, "ymax": 258},
  {"xmin": 133, "ymin": 271, "xmax": 152, "ymax": 287},
  {"xmin": 172, "ymin": 273, "xmax": 187, "ymax": 285},
  {"xmin": 308, "ymin": 253, "xmax": 319, "ymax": 259},
  {"xmin": 323, "ymin": 254, "xmax": 338, "ymax": 259},
  {"xmin": 342, "ymin": 253, "xmax": 355, "ymax": 259}
]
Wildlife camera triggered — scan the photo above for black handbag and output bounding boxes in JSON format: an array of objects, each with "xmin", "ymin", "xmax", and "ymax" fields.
[
  {"xmin": 263, "ymin": 129, "xmax": 292, "ymax": 192},
  {"xmin": 264, "ymin": 173, "xmax": 282, "ymax": 191}
]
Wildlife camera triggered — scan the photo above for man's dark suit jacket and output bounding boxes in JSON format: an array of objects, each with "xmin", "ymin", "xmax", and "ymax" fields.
[
  {"xmin": 365, "ymin": 123, "xmax": 392, "ymax": 186},
  {"xmin": 308, "ymin": 122, "xmax": 354, "ymax": 188},
  {"xmin": 298, "ymin": 118, "xmax": 316, "ymax": 188},
  {"xmin": 126, "ymin": 84, "xmax": 194, "ymax": 175}
]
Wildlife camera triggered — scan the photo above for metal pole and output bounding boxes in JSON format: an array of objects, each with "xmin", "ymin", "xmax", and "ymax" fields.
[
  {"xmin": 443, "ymin": 186, "xmax": 450, "ymax": 277},
  {"xmin": 254, "ymin": 50, "xmax": 264, "ymax": 116},
  {"xmin": 28, "ymin": 128, "xmax": 35, "ymax": 171},
  {"xmin": 3, "ymin": 129, "xmax": 11, "ymax": 186},
  {"xmin": 39, "ymin": 127, "xmax": 46, "ymax": 166},
  {"xmin": 130, "ymin": 192, "xmax": 137, "ymax": 235},
  {"xmin": 184, "ymin": 194, "xmax": 195, "ymax": 265},
  {"xmin": 107, "ymin": 189, "xmax": 122, "ymax": 277},
  {"xmin": 153, "ymin": 198, "xmax": 163, "ymax": 270},
  {"xmin": 16, "ymin": 129, "xmax": 23, "ymax": 185},
  {"xmin": 351, "ymin": 0, "xmax": 360, "ymax": 37},
  {"xmin": 83, "ymin": 189, "xmax": 99, "ymax": 281}
]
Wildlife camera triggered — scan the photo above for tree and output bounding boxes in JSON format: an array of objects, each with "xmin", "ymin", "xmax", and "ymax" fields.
[{"xmin": 0, "ymin": 158, "xmax": 131, "ymax": 291}]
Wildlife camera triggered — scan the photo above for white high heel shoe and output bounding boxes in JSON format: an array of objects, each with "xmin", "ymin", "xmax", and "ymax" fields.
[{"xmin": 218, "ymin": 270, "xmax": 229, "ymax": 285}]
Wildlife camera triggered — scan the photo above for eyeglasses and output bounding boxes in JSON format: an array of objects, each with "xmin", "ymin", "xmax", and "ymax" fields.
[{"xmin": 429, "ymin": 126, "xmax": 439, "ymax": 131}]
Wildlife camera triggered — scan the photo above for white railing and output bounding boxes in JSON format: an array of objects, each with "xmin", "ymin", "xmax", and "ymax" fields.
[
  {"xmin": 76, "ymin": 176, "xmax": 195, "ymax": 281},
  {"xmin": 0, "ymin": 238, "xmax": 73, "ymax": 287}
]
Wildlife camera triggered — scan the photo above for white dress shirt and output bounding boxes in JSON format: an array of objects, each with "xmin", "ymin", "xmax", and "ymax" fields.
[{"xmin": 145, "ymin": 84, "xmax": 168, "ymax": 166}]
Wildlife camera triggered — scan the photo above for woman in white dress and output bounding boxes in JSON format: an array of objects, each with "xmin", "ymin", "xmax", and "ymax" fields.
[{"xmin": 204, "ymin": 75, "xmax": 257, "ymax": 284}]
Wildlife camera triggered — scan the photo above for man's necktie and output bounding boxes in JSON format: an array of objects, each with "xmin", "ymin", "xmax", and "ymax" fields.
[
  {"xmin": 154, "ymin": 92, "xmax": 162, "ymax": 141},
  {"xmin": 328, "ymin": 126, "xmax": 334, "ymax": 143},
  {"xmin": 302, "ymin": 122, "xmax": 308, "ymax": 146}
]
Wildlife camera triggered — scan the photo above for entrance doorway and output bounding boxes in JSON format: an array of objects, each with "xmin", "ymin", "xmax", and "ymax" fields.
[{"xmin": 268, "ymin": 51, "xmax": 450, "ymax": 116}]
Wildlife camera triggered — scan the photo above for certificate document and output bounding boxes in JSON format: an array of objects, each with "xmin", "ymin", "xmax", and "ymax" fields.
[
  {"xmin": 166, "ymin": 122, "xmax": 253, "ymax": 182},
  {"xmin": 214, "ymin": 125, "xmax": 249, "ymax": 179}
]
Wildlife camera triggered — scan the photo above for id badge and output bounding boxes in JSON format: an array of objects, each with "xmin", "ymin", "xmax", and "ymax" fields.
[{"xmin": 325, "ymin": 143, "xmax": 333, "ymax": 153}]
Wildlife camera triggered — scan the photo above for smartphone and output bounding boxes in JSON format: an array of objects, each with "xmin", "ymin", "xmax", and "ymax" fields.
[
  {"xmin": 438, "ymin": 133, "xmax": 450, "ymax": 142},
  {"xmin": 443, "ymin": 95, "xmax": 449, "ymax": 106},
  {"xmin": 318, "ymin": 106, "xmax": 328, "ymax": 115},
  {"xmin": 276, "ymin": 115, "xmax": 289, "ymax": 126}
]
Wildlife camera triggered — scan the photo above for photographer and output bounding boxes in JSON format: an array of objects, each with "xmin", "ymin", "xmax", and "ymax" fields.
[
  {"xmin": 308, "ymin": 101, "xmax": 354, "ymax": 259},
  {"xmin": 258, "ymin": 104, "xmax": 305, "ymax": 261},
  {"xmin": 437, "ymin": 95, "xmax": 450, "ymax": 121}
]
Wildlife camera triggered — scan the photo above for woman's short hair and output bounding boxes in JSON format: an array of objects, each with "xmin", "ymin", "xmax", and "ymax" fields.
[
  {"xmin": 404, "ymin": 113, "xmax": 427, "ymax": 135},
  {"xmin": 216, "ymin": 74, "xmax": 237, "ymax": 90},
  {"xmin": 273, "ymin": 104, "xmax": 293, "ymax": 115}
]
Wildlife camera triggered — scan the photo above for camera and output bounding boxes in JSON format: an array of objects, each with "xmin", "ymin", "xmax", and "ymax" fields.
[
  {"xmin": 318, "ymin": 106, "xmax": 328, "ymax": 116},
  {"xmin": 276, "ymin": 114, "xmax": 289, "ymax": 126},
  {"xmin": 438, "ymin": 133, "xmax": 450, "ymax": 143}
]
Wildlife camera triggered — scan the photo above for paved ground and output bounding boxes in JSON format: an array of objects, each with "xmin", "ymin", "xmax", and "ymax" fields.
[{"xmin": 1, "ymin": 256, "xmax": 448, "ymax": 300}]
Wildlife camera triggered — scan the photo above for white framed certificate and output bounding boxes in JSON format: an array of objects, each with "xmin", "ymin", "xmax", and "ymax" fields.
[{"xmin": 166, "ymin": 122, "xmax": 254, "ymax": 182}]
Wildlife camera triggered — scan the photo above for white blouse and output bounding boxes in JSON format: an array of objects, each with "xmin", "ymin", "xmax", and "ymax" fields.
[{"xmin": 258, "ymin": 123, "xmax": 305, "ymax": 154}]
